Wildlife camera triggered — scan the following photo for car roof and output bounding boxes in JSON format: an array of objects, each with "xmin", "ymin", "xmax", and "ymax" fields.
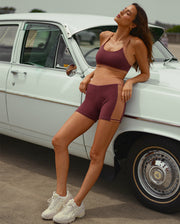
[
  {"xmin": 0, "ymin": 13, "xmax": 164, "ymax": 40},
  {"xmin": 0, "ymin": 13, "xmax": 115, "ymax": 36}
]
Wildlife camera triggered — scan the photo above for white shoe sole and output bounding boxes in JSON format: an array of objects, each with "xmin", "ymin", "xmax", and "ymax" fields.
[{"xmin": 53, "ymin": 210, "xmax": 85, "ymax": 224}]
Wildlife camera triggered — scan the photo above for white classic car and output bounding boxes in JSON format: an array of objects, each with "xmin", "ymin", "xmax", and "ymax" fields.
[{"xmin": 0, "ymin": 13, "xmax": 179, "ymax": 213}]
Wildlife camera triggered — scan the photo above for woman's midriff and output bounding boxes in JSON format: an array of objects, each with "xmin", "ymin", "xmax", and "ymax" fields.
[{"xmin": 89, "ymin": 64, "xmax": 127, "ymax": 86}]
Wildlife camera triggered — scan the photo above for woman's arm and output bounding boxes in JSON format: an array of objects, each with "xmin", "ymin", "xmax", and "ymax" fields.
[
  {"xmin": 129, "ymin": 38, "xmax": 150, "ymax": 83},
  {"xmin": 79, "ymin": 71, "xmax": 95, "ymax": 93},
  {"xmin": 122, "ymin": 38, "xmax": 150, "ymax": 102}
]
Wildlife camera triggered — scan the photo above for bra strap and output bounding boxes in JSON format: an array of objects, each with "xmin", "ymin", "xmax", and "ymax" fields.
[
  {"xmin": 123, "ymin": 37, "xmax": 131, "ymax": 55},
  {"xmin": 101, "ymin": 33, "xmax": 114, "ymax": 46}
]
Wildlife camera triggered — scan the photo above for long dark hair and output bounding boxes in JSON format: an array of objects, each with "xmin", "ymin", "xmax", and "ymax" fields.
[{"xmin": 130, "ymin": 3, "xmax": 153, "ymax": 70}]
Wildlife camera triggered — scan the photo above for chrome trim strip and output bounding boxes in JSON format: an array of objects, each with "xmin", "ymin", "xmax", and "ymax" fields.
[
  {"xmin": 0, "ymin": 90, "xmax": 6, "ymax": 93},
  {"xmin": 9, "ymin": 123, "xmax": 52, "ymax": 138},
  {"xmin": 6, "ymin": 91, "xmax": 79, "ymax": 108},
  {"xmin": 124, "ymin": 114, "xmax": 180, "ymax": 128}
]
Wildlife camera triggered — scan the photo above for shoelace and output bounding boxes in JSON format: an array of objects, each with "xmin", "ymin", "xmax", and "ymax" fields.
[
  {"xmin": 47, "ymin": 192, "xmax": 56, "ymax": 204},
  {"xmin": 64, "ymin": 200, "xmax": 77, "ymax": 209},
  {"xmin": 47, "ymin": 192, "xmax": 60, "ymax": 209},
  {"xmin": 47, "ymin": 197, "xmax": 53, "ymax": 204}
]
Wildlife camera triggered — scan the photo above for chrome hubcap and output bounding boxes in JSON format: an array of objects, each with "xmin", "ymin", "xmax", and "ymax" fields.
[{"xmin": 137, "ymin": 149, "xmax": 180, "ymax": 199}]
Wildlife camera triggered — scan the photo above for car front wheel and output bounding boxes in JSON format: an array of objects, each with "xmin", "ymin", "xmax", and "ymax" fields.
[{"xmin": 127, "ymin": 135, "xmax": 180, "ymax": 213}]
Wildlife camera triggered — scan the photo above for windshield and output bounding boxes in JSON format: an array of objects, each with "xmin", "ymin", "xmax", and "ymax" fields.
[
  {"xmin": 152, "ymin": 41, "xmax": 175, "ymax": 62},
  {"xmin": 73, "ymin": 26, "xmax": 176, "ymax": 67},
  {"xmin": 74, "ymin": 26, "xmax": 116, "ymax": 67}
]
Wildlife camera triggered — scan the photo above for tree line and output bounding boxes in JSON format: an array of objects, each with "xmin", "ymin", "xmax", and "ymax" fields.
[{"xmin": 0, "ymin": 7, "xmax": 45, "ymax": 14}]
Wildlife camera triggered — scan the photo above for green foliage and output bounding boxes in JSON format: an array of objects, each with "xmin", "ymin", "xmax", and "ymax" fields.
[
  {"xmin": 0, "ymin": 7, "xmax": 16, "ymax": 14},
  {"xmin": 167, "ymin": 25, "xmax": 180, "ymax": 33},
  {"xmin": 30, "ymin": 9, "xmax": 46, "ymax": 13}
]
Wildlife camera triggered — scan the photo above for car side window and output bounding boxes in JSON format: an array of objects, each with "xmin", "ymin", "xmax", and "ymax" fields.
[
  {"xmin": 0, "ymin": 25, "xmax": 18, "ymax": 62},
  {"xmin": 55, "ymin": 35, "xmax": 75, "ymax": 69},
  {"xmin": 20, "ymin": 23, "xmax": 61, "ymax": 68}
]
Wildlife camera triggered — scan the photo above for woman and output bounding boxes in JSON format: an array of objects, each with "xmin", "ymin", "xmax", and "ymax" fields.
[{"xmin": 42, "ymin": 3, "xmax": 153, "ymax": 223}]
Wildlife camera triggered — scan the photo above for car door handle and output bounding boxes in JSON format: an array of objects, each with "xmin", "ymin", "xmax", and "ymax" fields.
[
  {"xmin": 11, "ymin": 70, "xmax": 18, "ymax": 75},
  {"xmin": 11, "ymin": 70, "xmax": 27, "ymax": 76}
]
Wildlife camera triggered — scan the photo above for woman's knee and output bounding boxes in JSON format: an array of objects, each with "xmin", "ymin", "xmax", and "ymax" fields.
[
  {"xmin": 52, "ymin": 134, "xmax": 68, "ymax": 150},
  {"xmin": 90, "ymin": 147, "xmax": 105, "ymax": 165}
]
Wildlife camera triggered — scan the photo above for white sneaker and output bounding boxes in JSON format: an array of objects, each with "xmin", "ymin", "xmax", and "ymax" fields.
[
  {"xmin": 41, "ymin": 191, "xmax": 73, "ymax": 220},
  {"xmin": 53, "ymin": 199, "xmax": 85, "ymax": 223}
]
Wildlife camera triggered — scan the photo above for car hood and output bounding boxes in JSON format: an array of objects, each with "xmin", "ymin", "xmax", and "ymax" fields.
[
  {"xmin": 125, "ymin": 61, "xmax": 180, "ymax": 127},
  {"xmin": 149, "ymin": 62, "xmax": 180, "ymax": 91},
  {"xmin": 127, "ymin": 61, "xmax": 180, "ymax": 91}
]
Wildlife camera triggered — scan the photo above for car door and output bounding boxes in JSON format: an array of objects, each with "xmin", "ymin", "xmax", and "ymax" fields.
[
  {"xmin": 6, "ymin": 22, "xmax": 87, "ymax": 158},
  {"xmin": 0, "ymin": 23, "xmax": 19, "ymax": 133}
]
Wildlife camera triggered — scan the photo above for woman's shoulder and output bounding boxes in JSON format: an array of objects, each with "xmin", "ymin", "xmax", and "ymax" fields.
[
  {"xmin": 130, "ymin": 36, "xmax": 146, "ymax": 49},
  {"xmin": 99, "ymin": 31, "xmax": 114, "ymax": 45},
  {"xmin": 100, "ymin": 31, "xmax": 113, "ymax": 38}
]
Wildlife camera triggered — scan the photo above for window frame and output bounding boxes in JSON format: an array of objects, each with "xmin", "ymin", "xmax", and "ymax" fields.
[
  {"xmin": 20, "ymin": 22, "xmax": 62, "ymax": 68},
  {"xmin": 0, "ymin": 23, "xmax": 19, "ymax": 63},
  {"xmin": 55, "ymin": 34, "xmax": 75, "ymax": 70}
]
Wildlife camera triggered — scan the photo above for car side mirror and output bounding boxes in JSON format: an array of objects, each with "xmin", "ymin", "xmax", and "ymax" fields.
[{"xmin": 66, "ymin": 64, "xmax": 77, "ymax": 76}]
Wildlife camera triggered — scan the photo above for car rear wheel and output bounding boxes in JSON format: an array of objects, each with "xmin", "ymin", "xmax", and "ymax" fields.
[{"xmin": 127, "ymin": 135, "xmax": 180, "ymax": 213}]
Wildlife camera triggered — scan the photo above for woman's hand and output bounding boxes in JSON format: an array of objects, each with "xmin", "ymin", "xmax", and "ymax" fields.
[
  {"xmin": 122, "ymin": 79, "xmax": 133, "ymax": 102},
  {"xmin": 79, "ymin": 80, "xmax": 88, "ymax": 93},
  {"xmin": 79, "ymin": 71, "xmax": 95, "ymax": 93}
]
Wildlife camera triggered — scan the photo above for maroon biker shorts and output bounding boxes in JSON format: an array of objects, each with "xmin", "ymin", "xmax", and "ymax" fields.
[{"xmin": 76, "ymin": 81, "xmax": 126, "ymax": 122}]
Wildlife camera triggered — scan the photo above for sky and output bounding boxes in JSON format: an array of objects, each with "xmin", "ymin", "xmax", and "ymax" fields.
[{"xmin": 0, "ymin": 0, "xmax": 179, "ymax": 25}]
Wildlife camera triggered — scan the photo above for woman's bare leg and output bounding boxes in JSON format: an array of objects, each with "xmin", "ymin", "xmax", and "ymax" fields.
[
  {"xmin": 74, "ymin": 119, "xmax": 120, "ymax": 206},
  {"xmin": 52, "ymin": 112, "xmax": 95, "ymax": 196}
]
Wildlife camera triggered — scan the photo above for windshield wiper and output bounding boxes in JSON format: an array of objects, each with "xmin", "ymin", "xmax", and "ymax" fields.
[{"xmin": 163, "ymin": 57, "xmax": 178, "ymax": 65}]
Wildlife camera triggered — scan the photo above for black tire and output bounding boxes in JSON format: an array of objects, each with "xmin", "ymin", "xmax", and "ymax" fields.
[{"xmin": 127, "ymin": 135, "xmax": 180, "ymax": 213}]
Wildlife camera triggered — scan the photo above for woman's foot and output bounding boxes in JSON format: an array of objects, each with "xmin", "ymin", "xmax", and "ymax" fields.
[
  {"xmin": 53, "ymin": 199, "xmax": 85, "ymax": 223},
  {"xmin": 41, "ymin": 191, "xmax": 72, "ymax": 220}
]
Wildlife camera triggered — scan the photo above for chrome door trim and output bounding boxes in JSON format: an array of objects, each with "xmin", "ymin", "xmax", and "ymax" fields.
[
  {"xmin": 124, "ymin": 114, "xmax": 180, "ymax": 128},
  {"xmin": 6, "ymin": 91, "xmax": 79, "ymax": 108}
]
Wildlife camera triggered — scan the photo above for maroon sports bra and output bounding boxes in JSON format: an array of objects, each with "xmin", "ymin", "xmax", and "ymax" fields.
[{"xmin": 96, "ymin": 38, "xmax": 131, "ymax": 72}]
